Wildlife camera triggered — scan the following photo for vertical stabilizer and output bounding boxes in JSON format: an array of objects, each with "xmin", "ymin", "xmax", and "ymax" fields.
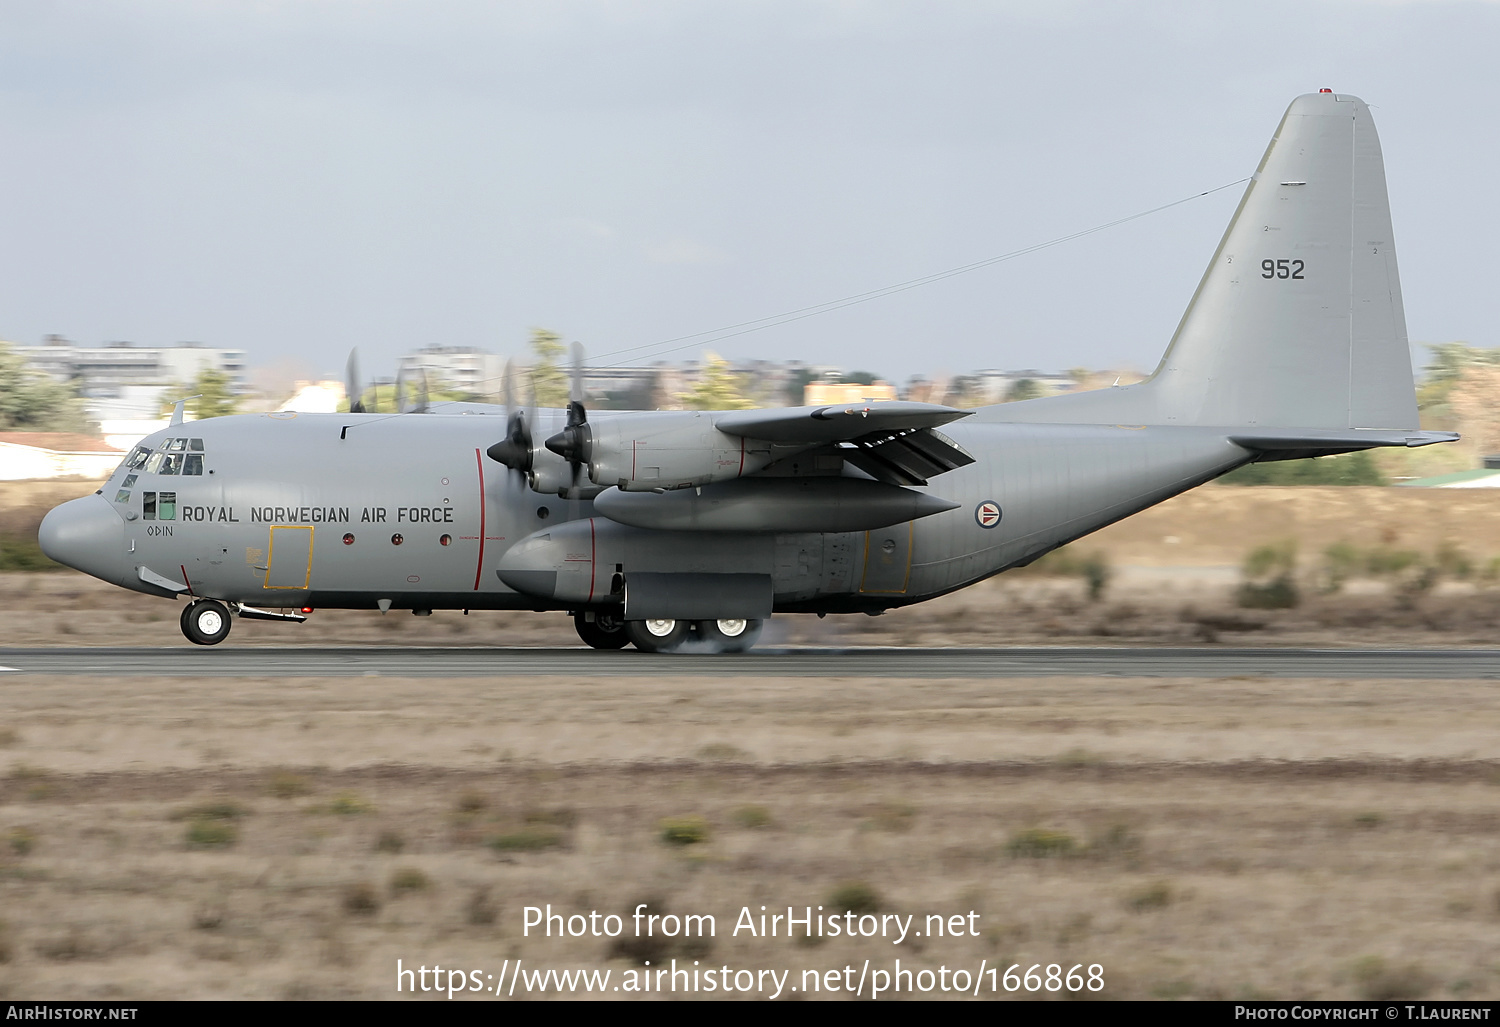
[{"xmin": 994, "ymin": 92, "xmax": 1417, "ymax": 430}]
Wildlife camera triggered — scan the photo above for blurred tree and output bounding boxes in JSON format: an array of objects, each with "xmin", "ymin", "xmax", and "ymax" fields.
[
  {"xmin": 1005, "ymin": 378, "xmax": 1043, "ymax": 403},
  {"xmin": 784, "ymin": 366, "xmax": 818, "ymax": 406},
  {"xmin": 1218, "ymin": 450, "xmax": 1386, "ymax": 486},
  {"xmin": 188, "ymin": 369, "xmax": 238, "ymax": 420},
  {"xmin": 1416, "ymin": 342, "xmax": 1500, "ymax": 429},
  {"xmin": 0, "ymin": 342, "xmax": 91, "ymax": 432},
  {"xmin": 528, "ymin": 328, "xmax": 570, "ymax": 408},
  {"xmin": 680, "ymin": 352, "xmax": 757, "ymax": 410}
]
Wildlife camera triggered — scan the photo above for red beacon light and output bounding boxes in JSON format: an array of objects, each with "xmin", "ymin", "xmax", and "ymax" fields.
[
  {"xmin": 300, "ymin": 606, "xmax": 314, "ymax": 615},
  {"xmin": 1319, "ymin": 88, "xmax": 1333, "ymax": 93}
]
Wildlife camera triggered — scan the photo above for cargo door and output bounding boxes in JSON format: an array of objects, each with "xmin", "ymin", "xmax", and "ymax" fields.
[{"xmin": 265, "ymin": 526, "xmax": 313, "ymax": 590}]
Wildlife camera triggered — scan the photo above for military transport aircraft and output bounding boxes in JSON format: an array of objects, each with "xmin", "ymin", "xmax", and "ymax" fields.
[{"xmin": 39, "ymin": 91, "xmax": 1456, "ymax": 652}]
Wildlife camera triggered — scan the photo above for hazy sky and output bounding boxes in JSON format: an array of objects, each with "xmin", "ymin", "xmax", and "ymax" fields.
[{"xmin": 1, "ymin": 0, "xmax": 1495, "ymax": 384}]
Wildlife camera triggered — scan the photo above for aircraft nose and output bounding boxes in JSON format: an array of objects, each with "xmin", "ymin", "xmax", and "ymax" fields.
[{"xmin": 39, "ymin": 495, "xmax": 127, "ymax": 585}]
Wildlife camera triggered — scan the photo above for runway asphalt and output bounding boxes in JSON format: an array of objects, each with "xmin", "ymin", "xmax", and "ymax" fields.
[{"xmin": 2, "ymin": 646, "xmax": 1499, "ymax": 678}]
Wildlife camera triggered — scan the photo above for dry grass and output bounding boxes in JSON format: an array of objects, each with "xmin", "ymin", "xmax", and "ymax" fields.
[{"xmin": 0, "ymin": 669, "xmax": 1497, "ymax": 999}]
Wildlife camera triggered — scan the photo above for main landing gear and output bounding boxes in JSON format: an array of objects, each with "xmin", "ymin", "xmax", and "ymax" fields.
[
  {"xmin": 605, "ymin": 617, "xmax": 763, "ymax": 654},
  {"xmin": 181, "ymin": 599, "xmax": 232, "ymax": 646},
  {"xmin": 574, "ymin": 610, "xmax": 630, "ymax": 650}
]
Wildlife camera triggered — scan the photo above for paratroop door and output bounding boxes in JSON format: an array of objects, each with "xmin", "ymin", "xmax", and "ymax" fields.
[{"xmin": 265, "ymin": 526, "xmax": 313, "ymax": 589}]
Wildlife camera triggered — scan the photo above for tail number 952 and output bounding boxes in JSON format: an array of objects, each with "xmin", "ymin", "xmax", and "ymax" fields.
[{"xmin": 1262, "ymin": 258, "xmax": 1305, "ymax": 280}]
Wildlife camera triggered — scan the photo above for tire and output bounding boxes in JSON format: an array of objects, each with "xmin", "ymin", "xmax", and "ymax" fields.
[
  {"xmin": 695, "ymin": 618, "xmax": 764, "ymax": 653},
  {"xmin": 624, "ymin": 618, "xmax": 690, "ymax": 653},
  {"xmin": 574, "ymin": 610, "xmax": 629, "ymax": 650},
  {"xmin": 181, "ymin": 600, "xmax": 232, "ymax": 646}
]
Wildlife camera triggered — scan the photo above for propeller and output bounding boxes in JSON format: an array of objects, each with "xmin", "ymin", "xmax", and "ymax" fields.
[
  {"xmin": 545, "ymin": 342, "xmax": 592, "ymax": 497},
  {"xmin": 485, "ymin": 359, "xmax": 533, "ymax": 480},
  {"xmin": 346, "ymin": 349, "xmax": 365, "ymax": 414}
]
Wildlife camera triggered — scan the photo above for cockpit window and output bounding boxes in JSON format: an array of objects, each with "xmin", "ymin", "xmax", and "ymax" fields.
[
  {"xmin": 139, "ymin": 440, "xmax": 205, "ymax": 475},
  {"xmin": 142, "ymin": 491, "xmax": 177, "ymax": 520},
  {"xmin": 125, "ymin": 446, "xmax": 151, "ymax": 471}
]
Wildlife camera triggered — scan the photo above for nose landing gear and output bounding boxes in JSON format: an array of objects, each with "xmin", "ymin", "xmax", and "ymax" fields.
[{"xmin": 180, "ymin": 599, "xmax": 232, "ymax": 646}]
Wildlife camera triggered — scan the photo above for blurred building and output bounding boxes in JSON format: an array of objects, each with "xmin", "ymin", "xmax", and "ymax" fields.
[
  {"xmin": 803, "ymin": 378, "xmax": 899, "ymax": 405},
  {"xmin": 396, "ymin": 345, "xmax": 506, "ymax": 399},
  {"xmin": 14, "ymin": 336, "xmax": 247, "ymax": 422},
  {"xmin": 0, "ymin": 432, "xmax": 126, "ymax": 481}
]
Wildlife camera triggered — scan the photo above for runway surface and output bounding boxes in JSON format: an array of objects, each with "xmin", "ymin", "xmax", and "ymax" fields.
[{"xmin": 3, "ymin": 646, "xmax": 1500, "ymax": 678}]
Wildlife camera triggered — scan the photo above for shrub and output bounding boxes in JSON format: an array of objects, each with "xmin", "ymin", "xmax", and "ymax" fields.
[
  {"xmin": 731, "ymin": 804, "xmax": 772, "ymax": 829},
  {"xmin": 327, "ymin": 792, "xmax": 374, "ymax": 816},
  {"xmin": 827, "ymin": 881, "xmax": 881, "ymax": 915},
  {"xmin": 659, "ymin": 816, "xmax": 710, "ymax": 846},
  {"xmin": 343, "ymin": 882, "xmax": 381, "ymax": 916},
  {"xmin": 1350, "ymin": 956, "xmax": 1435, "ymax": 1000},
  {"xmin": 487, "ymin": 826, "xmax": 565, "ymax": 852},
  {"xmin": 185, "ymin": 818, "xmax": 237, "ymax": 848},
  {"xmin": 374, "ymin": 830, "xmax": 405, "ymax": 854},
  {"xmin": 389, "ymin": 867, "xmax": 431, "ymax": 894},
  {"xmin": 267, "ymin": 771, "xmax": 311, "ymax": 799},
  {"xmin": 173, "ymin": 800, "xmax": 246, "ymax": 822},
  {"xmin": 1237, "ymin": 540, "xmax": 1300, "ymax": 609},
  {"xmin": 454, "ymin": 791, "xmax": 488, "ymax": 815},
  {"xmin": 1008, "ymin": 828, "xmax": 1076, "ymax": 858},
  {"xmin": 7, "ymin": 827, "xmax": 37, "ymax": 856},
  {"xmin": 1126, "ymin": 880, "xmax": 1173, "ymax": 911},
  {"xmin": 467, "ymin": 888, "xmax": 498, "ymax": 926}
]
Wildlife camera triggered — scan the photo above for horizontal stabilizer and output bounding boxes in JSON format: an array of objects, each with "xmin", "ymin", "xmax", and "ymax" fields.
[{"xmin": 1231, "ymin": 427, "xmax": 1458, "ymax": 462}]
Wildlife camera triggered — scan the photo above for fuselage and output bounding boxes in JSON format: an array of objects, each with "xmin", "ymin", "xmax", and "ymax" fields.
[{"xmin": 41, "ymin": 407, "xmax": 1251, "ymax": 614}]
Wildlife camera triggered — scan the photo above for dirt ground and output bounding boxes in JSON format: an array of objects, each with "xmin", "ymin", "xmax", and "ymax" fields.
[
  {"xmin": 3, "ymin": 481, "xmax": 1500, "ymax": 1001},
  {"xmin": 1, "ymin": 672, "xmax": 1498, "ymax": 1001}
]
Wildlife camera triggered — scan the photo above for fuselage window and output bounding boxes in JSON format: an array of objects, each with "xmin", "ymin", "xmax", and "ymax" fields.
[
  {"xmin": 143, "ymin": 493, "xmax": 156, "ymax": 519},
  {"xmin": 115, "ymin": 490, "xmax": 131, "ymax": 504},
  {"xmin": 123, "ymin": 474, "xmax": 138, "ymax": 489}
]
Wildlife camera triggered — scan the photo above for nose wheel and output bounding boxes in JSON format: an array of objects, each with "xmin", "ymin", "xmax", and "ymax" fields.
[{"xmin": 181, "ymin": 600, "xmax": 232, "ymax": 646}]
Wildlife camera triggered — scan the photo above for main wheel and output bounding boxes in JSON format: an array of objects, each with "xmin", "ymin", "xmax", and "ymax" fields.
[
  {"xmin": 181, "ymin": 600, "xmax": 232, "ymax": 646},
  {"xmin": 624, "ymin": 618, "xmax": 690, "ymax": 653},
  {"xmin": 574, "ymin": 610, "xmax": 629, "ymax": 650},
  {"xmin": 695, "ymin": 618, "xmax": 764, "ymax": 653}
]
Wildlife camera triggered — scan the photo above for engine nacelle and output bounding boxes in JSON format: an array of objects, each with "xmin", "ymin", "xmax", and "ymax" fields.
[
  {"xmin": 527, "ymin": 438, "xmax": 605, "ymax": 499},
  {"xmin": 583, "ymin": 411, "xmax": 780, "ymax": 492}
]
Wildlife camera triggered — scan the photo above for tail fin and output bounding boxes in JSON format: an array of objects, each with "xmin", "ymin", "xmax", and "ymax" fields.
[{"xmin": 996, "ymin": 92, "xmax": 1418, "ymax": 430}]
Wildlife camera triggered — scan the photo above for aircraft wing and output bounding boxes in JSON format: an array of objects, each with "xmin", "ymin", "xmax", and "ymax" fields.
[
  {"xmin": 714, "ymin": 401, "xmax": 970, "ymax": 443},
  {"xmin": 716, "ymin": 401, "xmax": 976, "ymax": 486}
]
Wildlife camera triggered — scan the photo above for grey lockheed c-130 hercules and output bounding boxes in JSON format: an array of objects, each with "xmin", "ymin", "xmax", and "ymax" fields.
[{"xmin": 40, "ymin": 91, "xmax": 1456, "ymax": 652}]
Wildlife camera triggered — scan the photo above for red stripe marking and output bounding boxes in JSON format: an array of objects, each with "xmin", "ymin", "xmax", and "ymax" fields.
[
  {"xmin": 738, "ymin": 436, "xmax": 745, "ymax": 477},
  {"xmin": 180, "ymin": 564, "xmax": 194, "ymax": 596},
  {"xmin": 473, "ymin": 448, "xmax": 486, "ymax": 591},
  {"xmin": 631, "ymin": 439, "xmax": 637, "ymax": 481},
  {"xmin": 586, "ymin": 518, "xmax": 596, "ymax": 602}
]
